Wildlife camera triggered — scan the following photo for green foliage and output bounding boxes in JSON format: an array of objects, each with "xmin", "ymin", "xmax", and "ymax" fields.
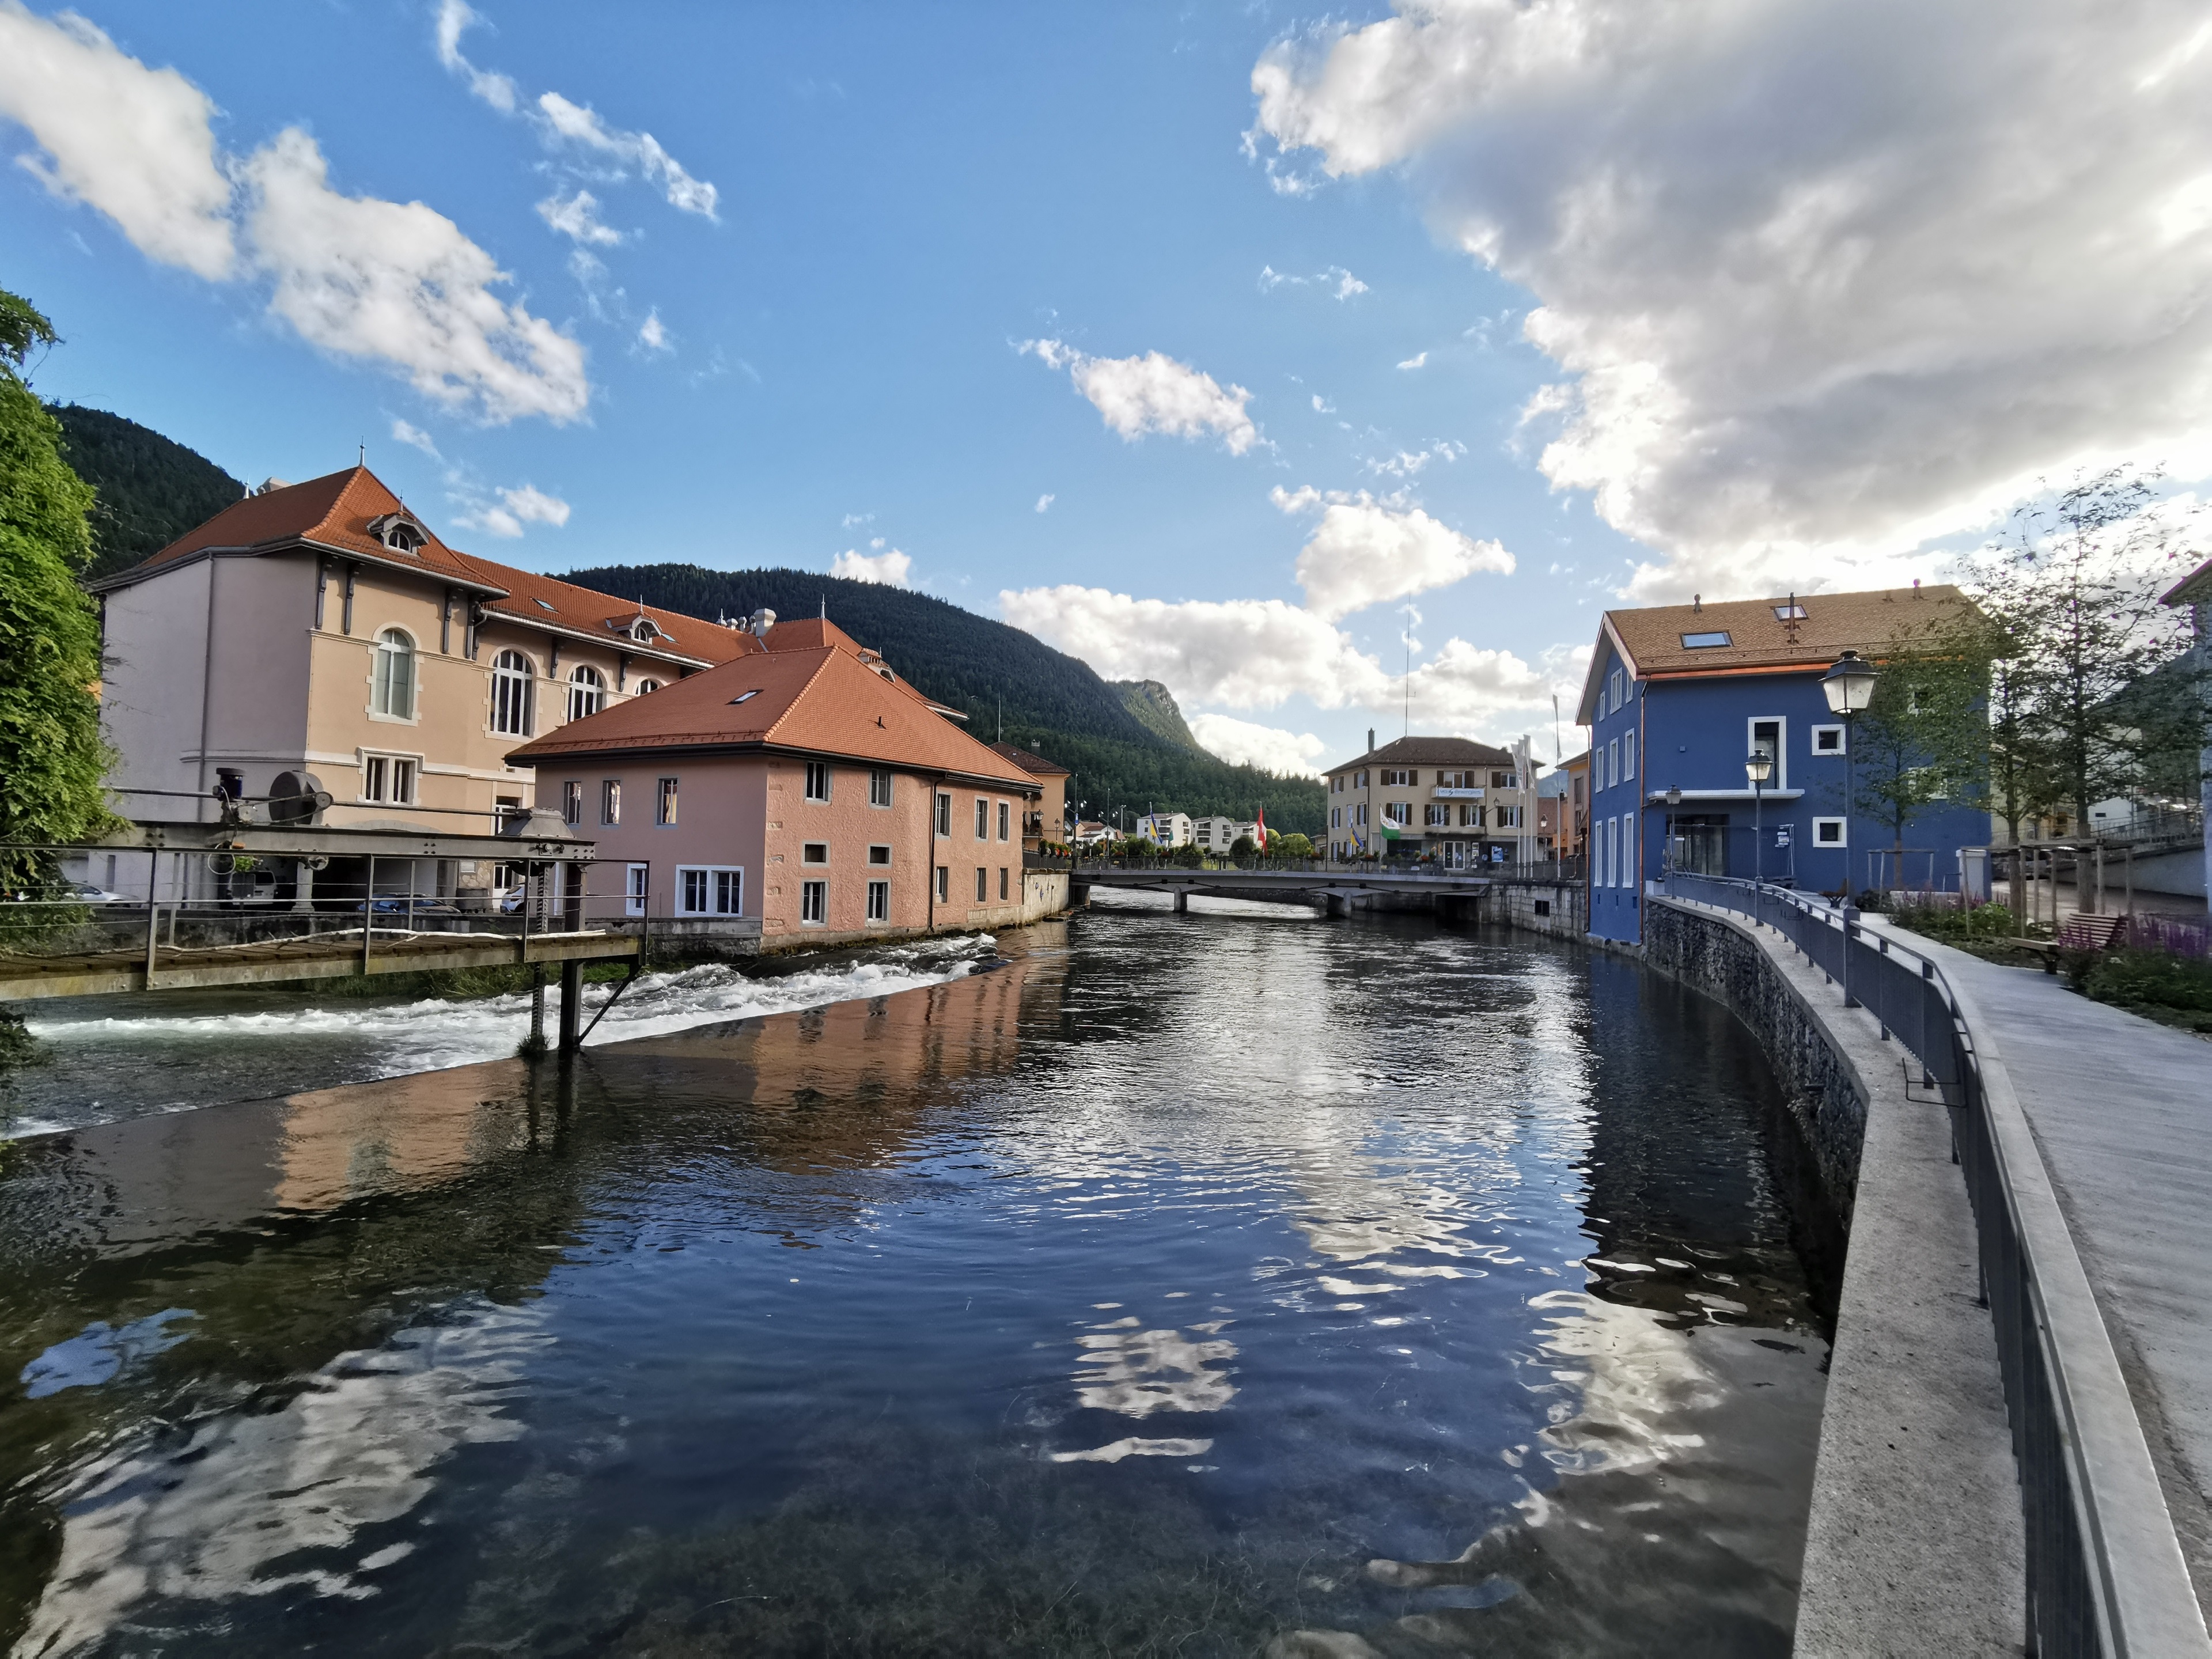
[
  {"xmin": 0, "ymin": 289, "xmax": 114, "ymax": 883},
  {"xmin": 1113, "ymin": 679, "xmax": 1207, "ymax": 752},
  {"xmin": 1889, "ymin": 900, "xmax": 2017, "ymax": 942},
  {"xmin": 1275, "ymin": 832, "xmax": 1314, "ymax": 859},
  {"xmin": 48, "ymin": 404, "xmax": 245, "ymax": 580},
  {"xmin": 565, "ymin": 562, "xmax": 1328, "ymax": 833},
  {"xmin": 2070, "ymin": 946, "xmax": 2212, "ymax": 1029},
  {"xmin": 1849, "ymin": 649, "xmax": 1986, "ymax": 848},
  {"xmin": 0, "ymin": 292, "xmax": 57, "ymax": 366}
]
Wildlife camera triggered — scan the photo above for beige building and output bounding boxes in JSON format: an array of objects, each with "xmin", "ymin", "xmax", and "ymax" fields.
[
  {"xmin": 89, "ymin": 464, "xmax": 751, "ymax": 900},
  {"xmin": 1321, "ymin": 735, "xmax": 1535, "ymax": 867}
]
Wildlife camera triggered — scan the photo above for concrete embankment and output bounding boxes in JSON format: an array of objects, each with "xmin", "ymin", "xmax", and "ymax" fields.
[{"xmin": 1638, "ymin": 899, "xmax": 2027, "ymax": 1658}]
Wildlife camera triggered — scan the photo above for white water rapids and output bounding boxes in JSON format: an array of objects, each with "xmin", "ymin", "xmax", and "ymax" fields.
[{"xmin": 6, "ymin": 934, "xmax": 998, "ymax": 1137}]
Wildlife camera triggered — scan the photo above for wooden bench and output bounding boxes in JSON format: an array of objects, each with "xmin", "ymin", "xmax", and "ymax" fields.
[{"xmin": 2055, "ymin": 913, "xmax": 2125, "ymax": 953}]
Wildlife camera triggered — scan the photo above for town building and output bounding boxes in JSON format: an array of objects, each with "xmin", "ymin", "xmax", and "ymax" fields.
[
  {"xmin": 988, "ymin": 742, "xmax": 1070, "ymax": 849},
  {"xmin": 1071, "ymin": 820, "xmax": 1112, "ymax": 847},
  {"xmin": 86, "ymin": 465, "xmax": 759, "ymax": 903},
  {"xmin": 1552, "ymin": 751, "xmax": 1591, "ymax": 858},
  {"xmin": 1190, "ymin": 815, "xmax": 1237, "ymax": 854},
  {"xmin": 507, "ymin": 616, "xmax": 1065, "ymax": 948},
  {"xmin": 1579, "ymin": 585, "xmax": 1993, "ymax": 945},
  {"xmin": 1134, "ymin": 812, "xmax": 1194, "ymax": 848},
  {"xmin": 1320, "ymin": 734, "xmax": 1535, "ymax": 866}
]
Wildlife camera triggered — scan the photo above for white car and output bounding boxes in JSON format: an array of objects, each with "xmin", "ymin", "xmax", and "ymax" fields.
[{"xmin": 69, "ymin": 883, "xmax": 127, "ymax": 904}]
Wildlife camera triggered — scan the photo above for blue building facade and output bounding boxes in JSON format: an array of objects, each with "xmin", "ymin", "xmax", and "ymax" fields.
[{"xmin": 1578, "ymin": 588, "xmax": 1992, "ymax": 945}]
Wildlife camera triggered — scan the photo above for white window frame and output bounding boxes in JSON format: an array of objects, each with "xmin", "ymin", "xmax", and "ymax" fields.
[
  {"xmin": 805, "ymin": 761, "xmax": 832, "ymax": 802},
  {"xmin": 490, "ymin": 649, "xmax": 535, "ymax": 737},
  {"xmin": 1606, "ymin": 738, "xmax": 1619, "ymax": 792},
  {"xmin": 624, "ymin": 862, "xmax": 649, "ymax": 917},
  {"xmin": 358, "ymin": 749, "xmax": 421, "ymax": 805},
  {"xmin": 866, "ymin": 878, "xmax": 890, "ymax": 922},
  {"xmin": 1812, "ymin": 816, "xmax": 1848, "ymax": 849},
  {"xmin": 567, "ymin": 665, "xmax": 605, "ymax": 723},
  {"xmin": 675, "ymin": 864, "xmax": 744, "ymax": 917},
  {"xmin": 975, "ymin": 865, "xmax": 988, "ymax": 902},
  {"xmin": 1747, "ymin": 715, "xmax": 1788, "ymax": 790},
  {"xmin": 800, "ymin": 879, "xmax": 828, "ymax": 925},
  {"xmin": 601, "ymin": 779, "xmax": 622, "ymax": 826},
  {"xmin": 998, "ymin": 801, "xmax": 1010, "ymax": 841},
  {"xmin": 1622, "ymin": 730, "xmax": 1637, "ymax": 783},
  {"xmin": 561, "ymin": 780, "xmax": 583, "ymax": 825},
  {"xmin": 934, "ymin": 865, "xmax": 949, "ymax": 902},
  {"xmin": 656, "ymin": 776, "xmax": 679, "ymax": 827},
  {"xmin": 370, "ymin": 627, "xmax": 418, "ymax": 722},
  {"xmin": 1811, "ymin": 723, "xmax": 1846, "ymax": 756},
  {"xmin": 869, "ymin": 768, "xmax": 893, "ymax": 808}
]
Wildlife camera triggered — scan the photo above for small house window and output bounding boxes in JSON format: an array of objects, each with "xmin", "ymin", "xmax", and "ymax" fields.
[
  {"xmin": 624, "ymin": 863, "xmax": 649, "ymax": 917},
  {"xmin": 635, "ymin": 679, "xmax": 662, "ymax": 695},
  {"xmin": 975, "ymin": 866, "xmax": 988, "ymax": 902},
  {"xmin": 601, "ymin": 779, "xmax": 622, "ymax": 825},
  {"xmin": 1773, "ymin": 603, "xmax": 1808, "ymax": 620},
  {"xmin": 371, "ymin": 629, "xmax": 415, "ymax": 719},
  {"xmin": 802, "ymin": 842, "xmax": 829, "ymax": 865},
  {"xmin": 974, "ymin": 798, "xmax": 989, "ymax": 838},
  {"xmin": 562, "ymin": 781, "xmax": 583, "ymax": 825},
  {"xmin": 868, "ymin": 844, "xmax": 892, "ymax": 866},
  {"xmin": 867, "ymin": 880, "xmax": 890, "ymax": 922},
  {"xmin": 657, "ymin": 777, "xmax": 678, "ymax": 826},
  {"xmin": 676, "ymin": 865, "xmax": 743, "ymax": 916},
  {"xmin": 999, "ymin": 866, "xmax": 1009, "ymax": 900},
  {"xmin": 1812, "ymin": 724, "xmax": 1846, "ymax": 755},
  {"xmin": 1681, "ymin": 630, "xmax": 1732, "ymax": 649},
  {"xmin": 805, "ymin": 761, "xmax": 831, "ymax": 801},
  {"xmin": 870, "ymin": 769, "xmax": 893, "ymax": 807},
  {"xmin": 567, "ymin": 666, "xmax": 605, "ymax": 722},
  {"xmin": 1813, "ymin": 816, "xmax": 1847, "ymax": 847},
  {"xmin": 935, "ymin": 793, "xmax": 952, "ymax": 837},
  {"xmin": 935, "ymin": 865, "xmax": 949, "ymax": 902},
  {"xmin": 998, "ymin": 801, "xmax": 1010, "ymax": 841},
  {"xmin": 801, "ymin": 880, "xmax": 827, "ymax": 924},
  {"xmin": 360, "ymin": 752, "xmax": 417, "ymax": 805}
]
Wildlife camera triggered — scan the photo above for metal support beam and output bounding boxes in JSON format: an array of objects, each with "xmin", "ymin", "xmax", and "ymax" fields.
[{"xmin": 558, "ymin": 959, "xmax": 584, "ymax": 1055}]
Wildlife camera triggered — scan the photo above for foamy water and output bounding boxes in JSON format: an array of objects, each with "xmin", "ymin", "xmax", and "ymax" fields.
[{"xmin": 6, "ymin": 934, "xmax": 997, "ymax": 1137}]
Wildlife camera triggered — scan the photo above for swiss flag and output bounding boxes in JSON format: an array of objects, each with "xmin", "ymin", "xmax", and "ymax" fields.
[{"xmin": 1254, "ymin": 806, "xmax": 1267, "ymax": 847}]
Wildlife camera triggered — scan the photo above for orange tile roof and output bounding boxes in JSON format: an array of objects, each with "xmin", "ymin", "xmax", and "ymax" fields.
[
  {"xmin": 97, "ymin": 464, "xmax": 759, "ymax": 669},
  {"xmin": 989, "ymin": 740, "xmax": 1070, "ymax": 777},
  {"xmin": 1579, "ymin": 584, "xmax": 1978, "ymax": 720},
  {"xmin": 503, "ymin": 643, "xmax": 1042, "ymax": 790}
]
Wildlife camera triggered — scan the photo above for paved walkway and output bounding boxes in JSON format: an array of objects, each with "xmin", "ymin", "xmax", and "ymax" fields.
[{"xmin": 1866, "ymin": 919, "xmax": 2212, "ymax": 1605}]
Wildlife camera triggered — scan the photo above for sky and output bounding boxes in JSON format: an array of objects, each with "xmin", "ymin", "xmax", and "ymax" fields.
[{"xmin": 4, "ymin": 0, "xmax": 2211, "ymax": 778}]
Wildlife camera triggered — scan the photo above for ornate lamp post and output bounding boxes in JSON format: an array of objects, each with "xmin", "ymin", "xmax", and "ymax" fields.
[
  {"xmin": 1821, "ymin": 649, "xmax": 1879, "ymax": 1005},
  {"xmin": 1664, "ymin": 784, "xmax": 1683, "ymax": 881},
  {"xmin": 1746, "ymin": 748, "xmax": 1773, "ymax": 885}
]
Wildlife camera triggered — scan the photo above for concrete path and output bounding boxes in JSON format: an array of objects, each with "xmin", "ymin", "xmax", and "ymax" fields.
[{"xmin": 1868, "ymin": 920, "xmax": 2212, "ymax": 1611}]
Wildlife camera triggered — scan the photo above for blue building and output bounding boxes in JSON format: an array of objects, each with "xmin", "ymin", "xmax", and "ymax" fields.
[{"xmin": 1576, "ymin": 586, "xmax": 1992, "ymax": 944}]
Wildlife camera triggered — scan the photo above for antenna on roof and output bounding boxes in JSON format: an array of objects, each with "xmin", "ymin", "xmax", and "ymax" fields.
[
  {"xmin": 358, "ymin": 442, "xmax": 365, "ymax": 466},
  {"xmin": 820, "ymin": 593, "xmax": 827, "ymax": 620},
  {"xmin": 1785, "ymin": 591, "xmax": 1800, "ymax": 645}
]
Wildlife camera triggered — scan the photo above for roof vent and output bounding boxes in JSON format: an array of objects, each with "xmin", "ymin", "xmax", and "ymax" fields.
[
  {"xmin": 254, "ymin": 477, "xmax": 291, "ymax": 496},
  {"xmin": 747, "ymin": 608, "xmax": 777, "ymax": 641}
]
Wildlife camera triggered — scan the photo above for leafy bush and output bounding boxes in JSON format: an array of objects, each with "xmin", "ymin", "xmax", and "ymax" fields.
[
  {"xmin": 2075, "ymin": 947, "xmax": 2212, "ymax": 1021},
  {"xmin": 1891, "ymin": 900, "xmax": 2017, "ymax": 942}
]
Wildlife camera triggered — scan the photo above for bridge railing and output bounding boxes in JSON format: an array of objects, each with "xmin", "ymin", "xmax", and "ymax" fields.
[{"xmin": 1663, "ymin": 869, "xmax": 2205, "ymax": 1658}]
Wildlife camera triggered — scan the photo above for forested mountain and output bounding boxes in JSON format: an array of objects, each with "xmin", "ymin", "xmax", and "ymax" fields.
[
  {"xmin": 564, "ymin": 563, "xmax": 1326, "ymax": 832},
  {"xmin": 49, "ymin": 404, "xmax": 245, "ymax": 579},
  {"xmin": 1113, "ymin": 679, "xmax": 1207, "ymax": 753}
]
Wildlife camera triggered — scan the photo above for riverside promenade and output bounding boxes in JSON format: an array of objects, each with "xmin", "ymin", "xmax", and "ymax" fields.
[{"xmin": 1865, "ymin": 918, "xmax": 2212, "ymax": 1605}]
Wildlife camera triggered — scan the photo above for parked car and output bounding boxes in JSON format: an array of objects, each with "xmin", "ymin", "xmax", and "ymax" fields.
[{"xmin": 69, "ymin": 883, "xmax": 127, "ymax": 904}]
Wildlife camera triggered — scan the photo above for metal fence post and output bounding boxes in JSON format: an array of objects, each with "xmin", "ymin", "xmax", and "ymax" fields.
[{"xmin": 363, "ymin": 853, "xmax": 375, "ymax": 974}]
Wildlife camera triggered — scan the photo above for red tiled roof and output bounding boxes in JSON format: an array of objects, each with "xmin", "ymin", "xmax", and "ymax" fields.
[
  {"xmin": 990, "ymin": 740, "xmax": 1070, "ymax": 777},
  {"xmin": 449, "ymin": 554, "xmax": 757, "ymax": 668},
  {"xmin": 1323, "ymin": 736, "xmax": 1513, "ymax": 775},
  {"xmin": 503, "ymin": 644, "xmax": 1040, "ymax": 790}
]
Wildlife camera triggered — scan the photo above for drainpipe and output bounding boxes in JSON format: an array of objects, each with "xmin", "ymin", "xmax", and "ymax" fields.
[
  {"xmin": 927, "ymin": 771, "xmax": 946, "ymax": 934},
  {"xmin": 195, "ymin": 554, "xmax": 220, "ymax": 815}
]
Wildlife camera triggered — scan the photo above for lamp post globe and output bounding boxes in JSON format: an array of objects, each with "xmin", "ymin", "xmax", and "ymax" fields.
[{"xmin": 1746, "ymin": 750, "xmax": 1772, "ymax": 887}]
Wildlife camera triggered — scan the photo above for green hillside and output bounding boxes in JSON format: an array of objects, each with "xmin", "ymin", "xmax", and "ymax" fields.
[
  {"xmin": 563, "ymin": 563, "xmax": 1326, "ymax": 834},
  {"xmin": 49, "ymin": 404, "xmax": 245, "ymax": 579},
  {"xmin": 1113, "ymin": 679, "xmax": 1207, "ymax": 753}
]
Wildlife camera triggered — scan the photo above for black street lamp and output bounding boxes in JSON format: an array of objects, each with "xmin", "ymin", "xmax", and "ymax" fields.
[
  {"xmin": 1746, "ymin": 748, "xmax": 1773, "ymax": 885},
  {"xmin": 1821, "ymin": 649, "xmax": 1879, "ymax": 1005}
]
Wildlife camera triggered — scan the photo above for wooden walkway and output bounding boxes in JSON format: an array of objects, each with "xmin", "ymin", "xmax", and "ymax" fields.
[
  {"xmin": 1868, "ymin": 917, "xmax": 2212, "ymax": 1604},
  {"xmin": 0, "ymin": 927, "xmax": 638, "ymax": 1002}
]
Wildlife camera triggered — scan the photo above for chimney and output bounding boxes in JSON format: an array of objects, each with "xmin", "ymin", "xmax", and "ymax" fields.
[
  {"xmin": 1692, "ymin": 593, "xmax": 1702, "ymax": 613},
  {"xmin": 1367, "ymin": 728, "xmax": 1375, "ymax": 753}
]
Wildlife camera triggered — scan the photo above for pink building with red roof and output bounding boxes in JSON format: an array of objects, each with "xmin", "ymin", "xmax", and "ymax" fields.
[{"xmin": 507, "ymin": 616, "xmax": 1068, "ymax": 947}]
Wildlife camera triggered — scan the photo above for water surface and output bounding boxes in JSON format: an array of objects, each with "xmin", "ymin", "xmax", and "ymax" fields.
[{"xmin": 0, "ymin": 908, "xmax": 1830, "ymax": 1656}]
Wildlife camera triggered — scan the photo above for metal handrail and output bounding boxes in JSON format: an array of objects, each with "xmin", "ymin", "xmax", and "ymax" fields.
[{"xmin": 1660, "ymin": 870, "xmax": 2210, "ymax": 1658}]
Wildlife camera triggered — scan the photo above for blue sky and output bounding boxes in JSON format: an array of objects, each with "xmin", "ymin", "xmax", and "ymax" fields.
[{"xmin": 6, "ymin": 0, "xmax": 2210, "ymax": 775}]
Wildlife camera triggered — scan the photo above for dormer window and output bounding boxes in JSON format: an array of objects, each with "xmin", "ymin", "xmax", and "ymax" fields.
[
  {"xmin": 631, "ymin": 619, "xmax": 657, "ymax": 642},
  {"xmin": 366, "ymin": 512, "xmax": 427, "ymax": 555}
]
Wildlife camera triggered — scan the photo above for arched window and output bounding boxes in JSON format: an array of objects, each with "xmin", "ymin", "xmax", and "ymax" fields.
[
  {"xmin": 491, "ymin": 649, "xmax": 535, "ymax": 736},
  {"xmin": 634, "ymin": 677, "xmax": 661, "ymax": 695},
  {"xmin": 371, "ymin": 628, "xmax": 415, "ymax": 718},
  {"xmin": 567, "ymin": 665, "xmax": 605, "ymax": 722}
]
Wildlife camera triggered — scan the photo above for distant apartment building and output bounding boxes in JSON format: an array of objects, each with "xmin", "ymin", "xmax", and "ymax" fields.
[
  {"xmin": 509, "ymin": 616, "xmax": 1066, "ymax": 946},
  {"xmin": 1580, "ymin": 585, "xmax": 1991, "ymax": 945},
  {"xmin": 1130, "ymin": 811, "xmax": 1192, "ymax": 847},
  {"xmin": 1320, "ymin": 736, "xmax": 1534, "ymax": 866}
]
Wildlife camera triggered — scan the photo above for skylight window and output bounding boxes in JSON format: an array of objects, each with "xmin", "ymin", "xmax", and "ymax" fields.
[
  {"xmin": 535, "ymin": 599, "xmax": 557, "ymax": 612},
  {"xmin": 1772, "ymin": 604, "xmax": 1807, "ymax": 620},
  {"xmin": 1681, "ymin": 630, "xmax": 1733, "ymax": 649},
  {"xmin": 729, "ymin": 689, "xmax": 762, "ymax": 704}
]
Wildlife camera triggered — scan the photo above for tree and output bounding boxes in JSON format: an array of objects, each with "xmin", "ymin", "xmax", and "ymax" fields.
[
  {"xmin": 1850, "ymin": 645, "xmax": 1986, "ymax": 877},
  {"xmin": 1276, "ymin": 832, "xmax": 1314, "ymax": 859},
  {"xmin": 1, "ymin": 287, "xmax": 112, "ymax": 887}
]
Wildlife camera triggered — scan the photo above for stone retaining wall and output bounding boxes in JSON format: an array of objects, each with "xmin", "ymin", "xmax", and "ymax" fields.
[
  {"xmin": 1642, "ymin": 898, "xmax": 1868, "ymax": 1218},
  {"xmin": 1495, "ymin": 881, "xmax": 1585, "ymax": 939}
]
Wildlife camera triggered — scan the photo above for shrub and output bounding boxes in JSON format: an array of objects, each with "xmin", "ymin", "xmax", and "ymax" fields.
[{"xmin": 2078, "ymin": 946, "xmax": 2212, "ymax": 1018}]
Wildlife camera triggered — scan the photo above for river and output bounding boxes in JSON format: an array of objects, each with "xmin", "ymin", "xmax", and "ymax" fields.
[{"xmin": 0, "ymin": 898, "xmax": 1833, "ymax": 1657}]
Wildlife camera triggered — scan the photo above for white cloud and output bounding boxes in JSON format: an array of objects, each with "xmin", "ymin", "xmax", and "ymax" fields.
[
  {"xmin": 243, "ymin": 129, "xmax": 589, "ymax": 424},
  {"xmin": 433, "ymin": 0, "xmax": 517, "ymax": 113},
  {"xmin": 1270, "ymin": 484, "xmax": 1514, "ymax": 621},
  {"xmin": 831, "ymin": 546, "xmax": 913, "ymax": 586},
  {"xmin": 0, "ymin": 3, "xmax": 236, "ymax": 278},
  {"xmin": 1187, "ymin": 713, "xmax": 1328, "ymax": 777},
  {"xmin": 391, "ymin": 418, "xmax": 441, "ymax": 458},
  {"xmin": 1310, "ymin": 394, "xmax": 1334, "ymax": 414},
  {"xmin": 1257, "ymin": 263, "xmax": 1368, "ymax": 299},
  {"xmin": 0, "ymin": 7, "xmax": 589, "ymax": 426},
  {"xmin": 1396, "ymin": 351, "xmax": 1428, "ymax": 370},
  {"xmin": 535, "ymin": 92, "xmax": 718, "ymax": 220},
  {"xmin": 1364, "ymin": 440, "xmax": 1465, "ymax": 478},
  {"xmin": 1019, "ymin": 338, "xmax": 1259, "ymax": 455},
  {"xmin": 840, "ymin": 512, "xmax": 874, "ymax": 528},
  {"xmin": 1035, "ymin": 493, "xmax": 1055, "ymax": 513},
  {"xmin": 536, "ymin": 188, "xmax": 622, "ymax": 246},
  {"xmin": 637, "ymin": 309, "xmax": 669, "ymax": 353},
  {"xmin": 453, "ymin": 481, "xmax": 571, "ymax": 539},
  {"xmin": 1252, "ymin": 0, "xmax": 2212, "ymax": 601}
]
